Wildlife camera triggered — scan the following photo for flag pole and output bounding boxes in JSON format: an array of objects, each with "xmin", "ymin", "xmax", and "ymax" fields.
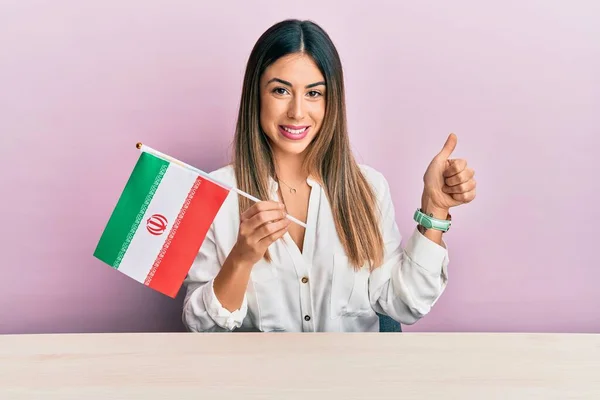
[{"xmin": 135, "ymin": 142, "xmax": 307, "ymax": 229}]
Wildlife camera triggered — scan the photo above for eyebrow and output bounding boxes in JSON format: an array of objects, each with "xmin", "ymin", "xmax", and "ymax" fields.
[{"xmin": 267, "ymin": 78, "xmax": 326, "ymax": 89}]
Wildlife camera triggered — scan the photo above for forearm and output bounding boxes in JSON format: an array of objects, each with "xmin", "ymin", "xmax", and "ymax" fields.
[{"xmin": 212, "ymin": 251, "xmax": 253, "ymax": 312}]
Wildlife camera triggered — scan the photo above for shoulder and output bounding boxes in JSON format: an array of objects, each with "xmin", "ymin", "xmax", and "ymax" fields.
[
  {"xmin": 207, "ymin": 164, "xmax": 236, "ymax": 186},
  {"xmin": 358, "ymin": 164, "xmax": 391, "ymax": 198},
  {"xmin": 358, "ymin": 163, "xmax": 385, "ymax": 182},
  {"xmin": 206, "ymin": 164, "xmax": 240, "ymax": 230},
  {"xmin": 206, "ymin": 164, "xmax": 238, "ymax": 209}
]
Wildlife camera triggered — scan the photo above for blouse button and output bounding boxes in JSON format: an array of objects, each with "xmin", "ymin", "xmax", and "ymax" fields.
[
  {"xmin": 304, "ymin": 315, "xmax": 311, "ymax": 321},
  {"xmin": 301, "ymin": 277, "xmax": 309, "ymax": 284}
]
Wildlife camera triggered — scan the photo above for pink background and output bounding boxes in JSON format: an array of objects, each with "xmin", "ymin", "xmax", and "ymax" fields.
[{"xmin": 1, "ymin": 1, "xmax": 598, "ymax": 334}]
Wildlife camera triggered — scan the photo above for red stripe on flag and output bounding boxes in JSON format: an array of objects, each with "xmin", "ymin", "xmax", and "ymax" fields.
[{"xmin": 145, "ymin": 176, "xmax": 229, "ymax": 298}]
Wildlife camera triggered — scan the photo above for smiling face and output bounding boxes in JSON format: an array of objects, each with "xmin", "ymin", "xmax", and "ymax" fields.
[{"xmin": 259, "ymin": 53, "xmax": 326, "ymax": 158}]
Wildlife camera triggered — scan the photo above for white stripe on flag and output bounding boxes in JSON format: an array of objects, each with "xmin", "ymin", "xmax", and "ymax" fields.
[{"xmin": 117, "ymin": 164, "xmax": 198, "ymax": 283}]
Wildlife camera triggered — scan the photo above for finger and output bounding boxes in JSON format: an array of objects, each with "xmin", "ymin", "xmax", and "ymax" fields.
[
  {"xmin": 258, "ymin": 222, "xmax": 290, "ymax": 247},
  {"xmin": 241, "ymin": 201, "xmax": 285, "ymax": 221},
  {"xmin": 244, "ymin": 209, "xmax": 287, "ymax": 231},
  {"xmin": 437, "ymin": 133, "xmax": 457, "ymax": 160},
  {"xmin": 255, "ymin": 218, "xmax": 291, "ymax": 242},
  {"xmin": 442, "ymin": 179, "xmax": 476, "ymax": 194},
  {"xmin": 445, "ymin": 167, "xmax": 474, "ymax": 186},
  {"xmin": 452, "ymin": 188, "xmax": 476, "ymax": 203},
  {"xmin": 443, "ymin": 159, "xmax": 467, "ymax": 178}
]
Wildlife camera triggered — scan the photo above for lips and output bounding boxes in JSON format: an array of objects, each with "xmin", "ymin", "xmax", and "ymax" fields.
[{"xmin": 278, "ymin": 125, "xmax": 310, "ymax": 140}]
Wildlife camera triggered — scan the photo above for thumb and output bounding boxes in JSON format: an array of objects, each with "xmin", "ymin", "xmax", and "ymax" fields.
[{"xmin": 437, "ymin": 132, "xmax": 457, "ymax": 160}]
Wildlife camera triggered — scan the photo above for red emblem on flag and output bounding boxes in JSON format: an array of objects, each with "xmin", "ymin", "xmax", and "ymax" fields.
[{"xmin": 147, "ymin": 214, "xmax": 168, "ymax": 235}]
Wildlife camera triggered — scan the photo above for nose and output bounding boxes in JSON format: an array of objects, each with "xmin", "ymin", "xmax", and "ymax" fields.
[{"xmin": 287, "ymin": 95, "xmax": 305, "ymax": 120}]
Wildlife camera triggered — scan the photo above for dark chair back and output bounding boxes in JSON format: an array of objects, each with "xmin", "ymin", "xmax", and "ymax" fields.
[{"xmin": 377, "ymin": 313, "xmax": 402, "ymax": 332}]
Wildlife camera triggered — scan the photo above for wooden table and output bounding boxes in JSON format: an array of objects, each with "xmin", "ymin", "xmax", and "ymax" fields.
[{"xmin": 1, "ymin": 332, "xmax": 599, "ymax": 399}]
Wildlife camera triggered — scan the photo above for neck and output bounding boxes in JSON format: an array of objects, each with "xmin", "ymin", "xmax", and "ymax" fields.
[{"xmin": 272, "ymin": 150, "xmax": 309, "ymax": 184}]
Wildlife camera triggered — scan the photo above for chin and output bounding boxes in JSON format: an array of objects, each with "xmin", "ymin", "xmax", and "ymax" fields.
[{"xmin": 276, "ymin": 141, "xmax": 312, "ymax": 156}]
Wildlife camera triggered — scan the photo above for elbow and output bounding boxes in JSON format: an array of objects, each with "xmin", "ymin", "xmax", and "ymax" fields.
[
  {"xmin": 401, "ymin": 287, "xmax": 449, "ymax": 324},
  {"xmin": 182, "ymin": 296, "xmax": 236, "ymax": 333},
  {"xmin": 401, "ymin": 307, "xmax": 428, "ymax": 325},
  {"xmin": 182, "ymin": 308, "xmax": 224, "ymax": 333},
  {"xmin": 393, "ymin": 298, "xmax": 435, "ymax": 325},
  {"xmin": 181, "ymin": 303, "xmax": 204, "ymax": 332},
  {"xmin": 181, "ymin": 295, "xmax": 214, "ymax": 333},
  {"xmin": 381, "ymin": 300, "xmax": 430, "ymax": 326},
  {"xmin": 394, "ymin": 305, "xmax": 427, "ymax": 326}
]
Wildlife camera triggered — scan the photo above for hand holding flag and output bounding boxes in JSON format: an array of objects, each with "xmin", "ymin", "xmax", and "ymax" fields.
[
  {"xmin": 229, "ymin": 201, "xmax": 291, "ymax": 268},
  {"xmin": 93, "ymin": 143, "xmax": 305, "ymax": 298}
]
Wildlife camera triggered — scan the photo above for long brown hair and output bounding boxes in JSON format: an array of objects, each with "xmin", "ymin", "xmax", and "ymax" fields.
[{"xmin": 232, "ymin": 19, "xmax": 384, "ymax": 270}]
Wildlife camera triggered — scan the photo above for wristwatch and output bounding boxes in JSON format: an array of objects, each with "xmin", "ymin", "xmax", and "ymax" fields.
[{"xmin": 414, "ymin": 208, "xmax": 452, "ymax": 232}]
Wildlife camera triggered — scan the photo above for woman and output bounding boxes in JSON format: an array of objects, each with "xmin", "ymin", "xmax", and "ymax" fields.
[{"xmin": 182, "ymin": 19, "xmax": 476, "ymax": 332}]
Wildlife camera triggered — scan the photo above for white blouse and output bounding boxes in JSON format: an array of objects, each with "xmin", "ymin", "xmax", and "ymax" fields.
[{"xmin": 182, "ymin": 164, "xmax": 449, "ymax": 332}]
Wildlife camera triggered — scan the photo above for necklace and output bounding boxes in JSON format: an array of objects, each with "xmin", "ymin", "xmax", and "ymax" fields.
[{"xmin": 277, "ymin": 178, "xmax": 297, "ymax": 194}]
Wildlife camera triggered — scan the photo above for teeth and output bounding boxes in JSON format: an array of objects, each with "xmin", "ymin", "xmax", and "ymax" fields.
[{"xmin": 282, "ymin": 126, "xmax": 307, "ymax": 134}]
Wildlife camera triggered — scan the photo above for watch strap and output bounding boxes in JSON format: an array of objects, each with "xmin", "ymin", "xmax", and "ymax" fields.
[{"xmin": 413, "ymin": 208, "xmax": 452, "ymax": 232}]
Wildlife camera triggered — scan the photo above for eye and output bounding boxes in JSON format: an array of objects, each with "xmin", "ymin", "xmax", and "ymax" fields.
[
  {"xmin": 307, "ymin": 90, "xmax": 322, "ymax": 98},
  {"xmin": 272, "ymin": 87, "xmax": 289, "ymax": 95}
]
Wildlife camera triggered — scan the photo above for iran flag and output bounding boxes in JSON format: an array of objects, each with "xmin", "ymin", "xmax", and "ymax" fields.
[{"xmin": 94, "ymin": 148, "xmax": 230, "ymax": 298}]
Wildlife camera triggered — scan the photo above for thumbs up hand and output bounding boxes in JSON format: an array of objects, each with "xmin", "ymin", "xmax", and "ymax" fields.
[{"xmin": 421, "ymin": 133, "xmax": 476, "ymax": 216}]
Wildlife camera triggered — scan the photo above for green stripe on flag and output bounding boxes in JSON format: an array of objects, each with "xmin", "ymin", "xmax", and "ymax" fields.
[{"xmin": 94, "ymin": 152, "xmax": 169, "ymax": 268}]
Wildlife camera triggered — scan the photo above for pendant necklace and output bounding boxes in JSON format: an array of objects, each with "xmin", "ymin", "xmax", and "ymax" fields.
[
  {"xmin": 277, "ymin": 177, "xmax": 297, "ymax": 195},
  {"xmin": 279, "ymin": 179, "xmax": 296, "ymax": 194}
]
